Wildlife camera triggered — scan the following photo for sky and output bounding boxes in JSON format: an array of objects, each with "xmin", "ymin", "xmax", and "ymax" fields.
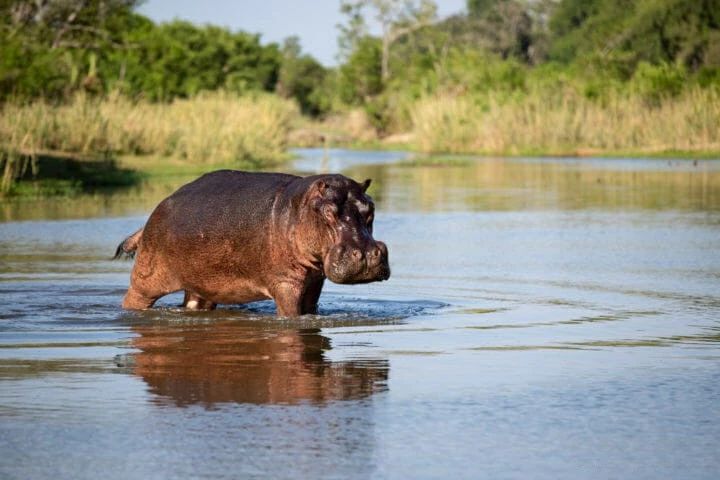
[{"xmin": 138, "ymin": 0, "xmax": 467, "ymax": 66}]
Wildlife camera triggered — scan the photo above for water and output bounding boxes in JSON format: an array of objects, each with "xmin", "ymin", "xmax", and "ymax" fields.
[{"xmin": 1, "ymin": 150, "xmax": 720, "ymax": 479}]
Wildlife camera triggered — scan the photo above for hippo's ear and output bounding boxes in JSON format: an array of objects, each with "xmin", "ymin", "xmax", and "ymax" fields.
[
  {"xmin": 307, "ymin": 179, "xmax": 327, "ymax": 202},
  {"xmin": 311, "ymin": 179, "xmax": 326, "ymax": 196},
  {"xmin": 361, "ymin": 179, "xmax": 372, "ymax": 192},
  {"xmin": 308, "ymin": 179, "xmax": 329, "ymax": 211}
]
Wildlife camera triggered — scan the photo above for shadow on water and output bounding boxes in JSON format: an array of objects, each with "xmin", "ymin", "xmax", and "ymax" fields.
[{"xmin": 6, "ymin": 153, "xmax": 142, "ymax": 198}]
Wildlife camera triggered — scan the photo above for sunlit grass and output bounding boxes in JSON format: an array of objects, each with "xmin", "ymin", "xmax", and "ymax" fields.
[
  {"xmin": 410, "ymin": 88, "xmax": 720, "ymax": 156},
  {"xmin": 0, "ymin": 91, "xmax": 299, "ymax": 193}
]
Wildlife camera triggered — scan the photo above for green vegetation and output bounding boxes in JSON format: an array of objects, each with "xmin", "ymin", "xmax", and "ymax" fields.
[
  {"xmin": 1, "ymin": 0, "xmax": 720, "ymax": 196},
  {"xmin": 328, "ymin": 0, "xmax": 720, "ymax": 147},
  {"xmin": 411, "ymin": 88, "xmax": 720, "ymax": 156},
  {"xmin": 0, "ymin": 1, "xmax": 280, "ymax": 101},
  {"xmin": 0, "ymin": 92, "xmax": 297, "ymax": 194}
]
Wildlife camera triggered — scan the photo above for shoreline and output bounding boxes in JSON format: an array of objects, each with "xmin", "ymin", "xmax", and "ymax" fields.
[
  {"xmin": 2, "ymin": 146, "xmax": 719, "ymax": 200},
  {"xmin": 290, "ymin": 141, "xmax": 720, "ymax": 160}
]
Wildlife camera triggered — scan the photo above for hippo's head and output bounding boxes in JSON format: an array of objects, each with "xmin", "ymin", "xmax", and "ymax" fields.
[{"xmin": 304, "ymin": 175, "xmax": 390, "ymax": 284}]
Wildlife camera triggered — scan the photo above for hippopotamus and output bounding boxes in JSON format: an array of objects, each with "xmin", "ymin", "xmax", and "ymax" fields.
[{"xmin": 114, "ymin": 170, "xmax": 390, "ymax": 316}]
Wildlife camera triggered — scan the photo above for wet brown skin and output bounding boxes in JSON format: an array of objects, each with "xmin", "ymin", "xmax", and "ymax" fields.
[{"xmin": 115, "ymin": 170, "xmax": 390, "ymax": 316}]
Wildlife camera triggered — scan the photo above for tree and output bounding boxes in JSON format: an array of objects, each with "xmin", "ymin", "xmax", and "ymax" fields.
[
  {"xmin": 276, "ymin": 36, "xmax": 329, "ymax": 116},
  {"xmin": 548, "ymin": 0, "xmax": 720, "ymax": 72},
  {"xmin": 339, "ymin": 0, "xmax": 437, "ymax": 82},
  {"xmin": 462, "ymin": 0, "xmax": 539, "ymax": 62},
  {"xmin": 0, "ymin": 0, "xmax": 141, "ymax": 99},
  {"xmin": 338, "ymin": 36, "xmax": 383, "ymax": 104},
  {"xmin": 467, "ymin": 0, "xmax": 499, "ymax": 17},
  {"xmin": 0, "ymin": 2, "xmax": 283, "ymax": 102},
  {"xmin": 3, "ymin": 0, "xmax": 140, "ymax": 49}
]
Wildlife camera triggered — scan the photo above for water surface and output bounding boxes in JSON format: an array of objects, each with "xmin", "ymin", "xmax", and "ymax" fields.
[{"xmin": 1, "ymin": 150, "xmax": 719, "ymax": 479}]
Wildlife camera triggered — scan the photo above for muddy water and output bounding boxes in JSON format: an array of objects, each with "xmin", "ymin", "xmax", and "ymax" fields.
[{"xmin": 1, "ymin": 150, "xmax": 720, "ymax": 479}]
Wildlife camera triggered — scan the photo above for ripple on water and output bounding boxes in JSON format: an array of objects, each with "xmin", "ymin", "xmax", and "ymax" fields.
[{"xmin": 2, "ymin": 152, "xmax": 720, "ymax": 479}]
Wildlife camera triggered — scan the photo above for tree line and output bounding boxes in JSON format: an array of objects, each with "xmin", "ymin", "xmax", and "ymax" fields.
[{"xmin": 2, "ymin": 0, "xmax": 719, "ymax": 121}]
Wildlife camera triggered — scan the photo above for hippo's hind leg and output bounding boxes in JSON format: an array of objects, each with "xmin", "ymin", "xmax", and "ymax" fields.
[
  {"xmin": 121, "ymin": 250, "xmax": 181, "ymax": 310},
  {"xmin": 122, "ymin": 286, "xmax": 160, "ymax": 310},
  {"xmin": 182, "ymin": 291, "xmax": 216, "ymax": 311}
]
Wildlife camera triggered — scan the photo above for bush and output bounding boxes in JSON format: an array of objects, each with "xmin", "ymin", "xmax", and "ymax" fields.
[
  {"xmin": 338, "ymin": 37, "xmax": 383, "ymax": 105},
  {"xmin": 276, "ymin": 38, "xmax": 330, "ymax": 117},
  {"xmin": 630, "ymin": 62, "xmax": 687, "ymax": 104}
]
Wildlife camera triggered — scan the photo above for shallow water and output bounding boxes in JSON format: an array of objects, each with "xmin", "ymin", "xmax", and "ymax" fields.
[{"xmin": 1, "ymin": 150, "xmax": 720, "ymax": 479}]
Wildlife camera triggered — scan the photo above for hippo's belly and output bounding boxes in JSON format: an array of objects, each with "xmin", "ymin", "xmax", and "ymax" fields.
[{"xmin": 184, "ymin": 275, "xmax": 272, "ymax": 305}]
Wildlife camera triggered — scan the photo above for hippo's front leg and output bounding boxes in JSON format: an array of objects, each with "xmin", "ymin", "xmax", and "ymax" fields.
[
  {"xmin": 301, "ymin": 277, "xmax": 325, "ymax": 315},
  {"xmin": 272, "ymin": 282, "xmax": 304, "ymax": 317}
]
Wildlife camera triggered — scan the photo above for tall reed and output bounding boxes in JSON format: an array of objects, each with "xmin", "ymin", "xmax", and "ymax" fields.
[
  {"xmin": 410, "ymin": 88, "xmax": 720, "ymax": 155},
  {"xmin": 0, "ymin": 91, "xmax": 298, "ymax": 168}
]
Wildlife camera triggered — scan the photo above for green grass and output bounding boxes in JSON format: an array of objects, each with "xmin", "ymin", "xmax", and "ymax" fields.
[
  {"xmin": 4, "ymin": 179, "xmax": 83, "ymax": 198},
  {"xmin": 1, "ymin": 152, "xmax": 142, "ymax": 198}
]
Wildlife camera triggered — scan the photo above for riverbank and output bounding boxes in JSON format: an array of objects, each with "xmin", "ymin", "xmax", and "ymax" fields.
[
  {"xmin": 0, "ymin": 92, "xmax": 296, "ymax": 196},
  {"xmin": 2, "ymin": 146, "xmax": 718, "ymax": 201},
  {"xmin": 0, "ymin": 154, "xmax": 257, "ymax": 199},
  {"xmin": 293, "ymin": 87, "xmax": 720, "ymax": 159},
  {"xmin": 3, "ymin": 88, "xmax": 720, "ymax": 198}
]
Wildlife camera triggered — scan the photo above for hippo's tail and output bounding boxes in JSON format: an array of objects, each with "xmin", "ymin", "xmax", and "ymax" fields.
[{"xmin": 113, "ymin": 228, "xmax": 143, "ymax": 260}]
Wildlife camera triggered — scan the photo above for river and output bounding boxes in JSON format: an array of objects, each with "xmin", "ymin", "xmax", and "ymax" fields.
[{"xmin": 1, "ymin": 149, "xmax": 719, "ymax": 479}]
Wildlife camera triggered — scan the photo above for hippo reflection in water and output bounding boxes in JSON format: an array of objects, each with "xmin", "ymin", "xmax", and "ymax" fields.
[
  {"xmin": 115, "ymin": 171, "xmax": 390, "ymax": 316},
  {"xmin": 117, "ymin": 320, "xmax": 389, "ymax": 406}
]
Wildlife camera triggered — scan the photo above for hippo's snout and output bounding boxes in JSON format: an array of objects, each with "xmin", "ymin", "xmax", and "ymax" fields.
[
  {"xmin": 325, "ymin": 240, "xmax": 390, "ymax": 284},
  {"xmin": 369, "ymin": 241, "xmax": 390, "ymax": 281}
]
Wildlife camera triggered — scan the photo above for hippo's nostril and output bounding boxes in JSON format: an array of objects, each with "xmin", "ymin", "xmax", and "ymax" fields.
[
  {"xmin": 351, "ymin": 249, "xmax": 362, "ymax": 260},
  {"xmin": 371, "ymin": 247, "xmax": 381, "ymax": 257}
]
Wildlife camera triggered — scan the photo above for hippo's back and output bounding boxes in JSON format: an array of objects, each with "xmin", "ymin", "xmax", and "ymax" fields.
[
  {"xmin": 171, "ymin": 170, "xmax": 299, "ymax": 206},
  {"xmin": 144, "ymin": 170, "xmax": 299, "ymax": 254}
]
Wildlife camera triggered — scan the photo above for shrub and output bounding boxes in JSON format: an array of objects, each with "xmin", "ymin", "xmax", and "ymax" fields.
[{"xmin": 630, "ymin": 62, "xmax": 687, "ymax": 104}]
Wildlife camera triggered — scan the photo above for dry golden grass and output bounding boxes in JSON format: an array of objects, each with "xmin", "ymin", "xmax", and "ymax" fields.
[
  {"xmin": 0, "ymin": 91, "xmax": 299, "ymax": 192},
  {"xmin": 411, "ymin": 88, "xmax": 720, "ymax": 155},
  {"xmin": 0, "ymin": 91, "xmax": 298, "ymax": 165}
]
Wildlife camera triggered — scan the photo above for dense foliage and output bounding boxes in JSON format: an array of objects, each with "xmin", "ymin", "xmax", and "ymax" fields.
[
  {"xmin": 329, "ymin": 0, "xmax": 720, "ymax": 133},
  {"xmin": 2, "ymin": 0, "xmax": 720, "ymax": 124},
  {"xmin": 0, "ymin": 0, "xmax": 280, "ymax": 101},
  {"xmin": 3, "ymin": 0, "xmax": 720, "ymax": 113}
]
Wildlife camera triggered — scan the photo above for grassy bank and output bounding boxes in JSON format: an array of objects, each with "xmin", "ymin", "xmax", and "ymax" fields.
[
  {"xmin": 286, "ymin": 87, "xmax": 720, "ymax": 159},
  {"xmin": 0, "ymin": 92, "xmax": 298, "ymax": 195},
  {"xmin": 3, "ymin": 86, "xmax": 719, "ymax": 198},
  {"xmin": 410, "ymin": 88, "xmax": 720, "ymax": 157}
]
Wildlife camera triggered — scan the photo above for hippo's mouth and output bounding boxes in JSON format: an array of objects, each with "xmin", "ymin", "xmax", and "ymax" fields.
[
  {"xmin": 324, "ymin": 262, "xmax": 390, "ymax": 285},
  {"xmin": 323, "ymin": 241, "xmax": 390, "ymax": 285}
]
